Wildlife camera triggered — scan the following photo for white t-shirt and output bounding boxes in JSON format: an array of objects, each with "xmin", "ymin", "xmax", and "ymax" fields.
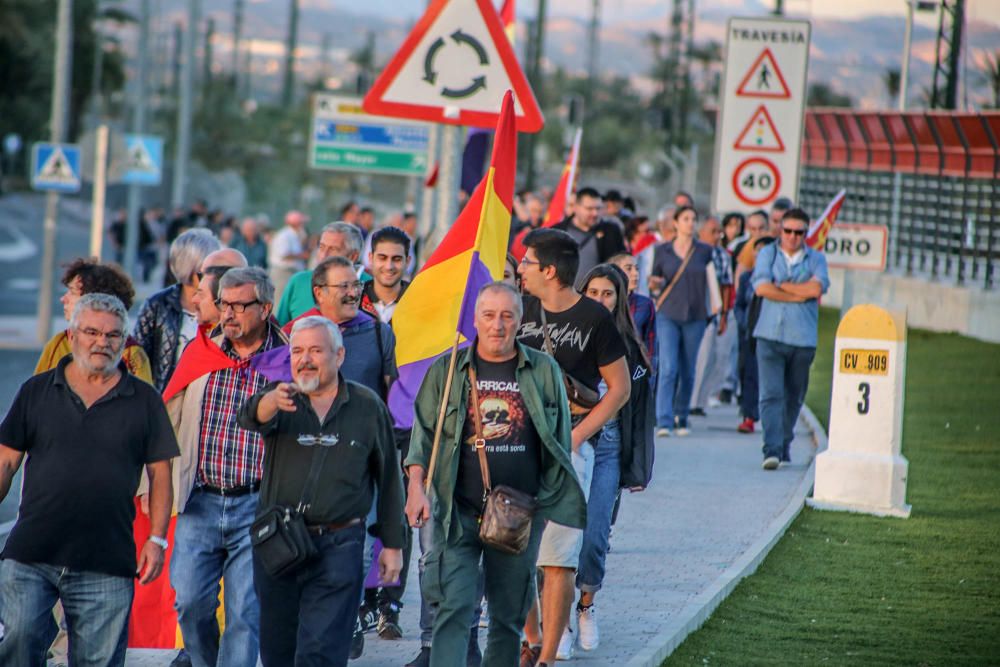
[
  {"xmin": 175, "ymin": 310, "xmax": 199, "ymax": 365},
  {"xmin": 268, "ymin": 226, "xmax": 305, "ymax": 271}
]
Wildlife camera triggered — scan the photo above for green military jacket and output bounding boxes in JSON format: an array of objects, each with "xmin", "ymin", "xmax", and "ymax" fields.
[{"xmin": 405, "ymin": 342, "xmax": 587, "ymax": 544}]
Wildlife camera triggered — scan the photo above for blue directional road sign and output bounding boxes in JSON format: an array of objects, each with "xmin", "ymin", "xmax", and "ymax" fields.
[
  {"xmin": 31, "ymin": 142, "xmax": 82, "ymax": 193},
  {"xmin": 121, "ymin": 134, "xmax": 164, "ymax": 185}
]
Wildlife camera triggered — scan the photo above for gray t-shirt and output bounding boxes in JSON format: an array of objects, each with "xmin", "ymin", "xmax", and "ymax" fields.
[{"xmin": 564, "ymin": 225, "xmax": 600, "ymax": 289}]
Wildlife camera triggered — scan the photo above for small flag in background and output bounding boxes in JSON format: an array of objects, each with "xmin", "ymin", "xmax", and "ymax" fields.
[
  {"xmin": 806, "ymin": 189, "xmax": 846, "ymax": 251},
  {"xmin": 499, "ymin": 0, "xmax": 516, "ymax": 44}
]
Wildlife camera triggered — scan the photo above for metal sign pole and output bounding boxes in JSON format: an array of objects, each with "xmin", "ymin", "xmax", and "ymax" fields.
[
  {"xmin": 124, "ymin": 0, "xmax": 150, "ymax": 277},
  {"xmin": 38, "ymin": 0, "xmax": 73, "ymax": 344},
  {"xmin": 90, "ymin": 125, "xmax": 109, "ymax": 260},
  {"xmin": 431, "ymin": 124, "xmax": 461, "ymax": 254}
]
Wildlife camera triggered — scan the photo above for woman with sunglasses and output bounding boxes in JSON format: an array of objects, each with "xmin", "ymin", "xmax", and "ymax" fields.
[{"xmin": 570, "ymin": 263, "xmax": 654, "ymax": 652}]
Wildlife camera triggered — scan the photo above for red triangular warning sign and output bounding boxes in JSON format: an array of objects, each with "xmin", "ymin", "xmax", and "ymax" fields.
[
  {"xmin": 363, "ymin": 0, "xmax": 543, "ymax": 132},
  {"xmin": 736, "ymin": 48, "xmax": 791, "ymax": 99},
  {"xmin": 733, "ymin": 105, "xmax": 785, "ymax": 152}
]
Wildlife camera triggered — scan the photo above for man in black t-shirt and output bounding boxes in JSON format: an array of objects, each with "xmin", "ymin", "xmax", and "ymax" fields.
[
  {"xmin": 0, "ymin": 294, "xmax": 178, "ymax": 667},
  {"xmin": 516, "ymin": 228, "xmax": 630, "ymax": 665},
  {"xmin": 404, "ymin": 282, "xmax": 586, "ymax": 667}
]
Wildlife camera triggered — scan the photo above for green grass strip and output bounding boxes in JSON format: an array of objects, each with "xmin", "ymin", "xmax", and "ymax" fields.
[{"xmin": 663, "ymin": 307, "xmax": 1000, "ymax": 666}]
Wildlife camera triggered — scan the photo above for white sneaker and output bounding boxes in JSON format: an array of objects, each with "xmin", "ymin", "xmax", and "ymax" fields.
[
  {"xmin": 577, "ymin": 605, "xmax": 599, "ymax": 651},
  {"xmin": 674, "ymin": 426, "xmax": 691, "ymax": 437},
  {"xmin": 708, "ymin": 395, "xmax": 722, "ymax": 408},
  {"xmin": 655, "ymin": 427, "xmax": 672, "ymax": 438},
  {"xmin": 556, "ymin": 627, "xmax": 575, "ymax": 660}
]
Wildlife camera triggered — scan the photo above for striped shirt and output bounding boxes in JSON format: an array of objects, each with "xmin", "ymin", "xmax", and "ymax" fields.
[{"xmin": 197, "ymin": 327, "xmax": 282, "ymax": 489}]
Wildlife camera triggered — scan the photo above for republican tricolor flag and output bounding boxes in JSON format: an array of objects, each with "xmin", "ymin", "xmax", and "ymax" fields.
[
  {"xmin": 388, "ymin": 91, "xmax": 518, "ymax": 428},
  {"xmin": 499, "ymin": 0, "xmax": 516, "ymax": 43},
  {"xmin": 806, "ymin": 189, "xmax": 846, "ymax": 251}
]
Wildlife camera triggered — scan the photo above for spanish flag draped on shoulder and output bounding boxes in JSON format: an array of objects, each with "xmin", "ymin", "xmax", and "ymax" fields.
[{"xmin": 388, "ymin": 90, "xmax": 518, "ymax": 429}]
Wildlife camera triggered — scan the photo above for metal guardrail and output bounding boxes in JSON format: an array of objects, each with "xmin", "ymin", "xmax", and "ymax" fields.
[{"xmin": 798, "ymin": 109, "xmax": 1000, "ymax": 290}]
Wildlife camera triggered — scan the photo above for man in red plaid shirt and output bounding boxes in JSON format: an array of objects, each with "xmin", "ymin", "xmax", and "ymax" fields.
[{"xmin": 166, "ymin": 267, "xmax": 287, "ymax": 667}]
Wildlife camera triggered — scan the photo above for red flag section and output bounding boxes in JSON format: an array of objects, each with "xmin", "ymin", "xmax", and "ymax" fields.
[
  {"xmin": 806, "ymin": 189, "xmax": 846, "ymax": 250},
  {"xmin": 162, "ymin": 327, "xmax": 237, "ymax": 403}
]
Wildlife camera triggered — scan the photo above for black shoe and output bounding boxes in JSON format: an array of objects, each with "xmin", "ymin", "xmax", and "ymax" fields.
[
  {"xmin": 358, "ymin": 602, "xmax": 378, "ymax": 634},
  {"xmin": 689, "ymin": 407, "xmax": 707, "ymax": 417},
  {"xmin": 405, "ymin": 646, "xmax": 431, "ymax": 667},
  {"xmin": 169, "ymin": 651, "xmax": 192, "ymax": 667},
  {"xmin": 376, "ymin": 600, "xmax": 403, "ymax": 640},
  {"xmin": 349, "ymin": 619, "xmax": 365, "ymax": 659},
  {"xmin": 718, "ymin": 389, "xmax": 733, "ymax": 404},
  {"xmin": 467, "ymin": 627, "xmax": 482, "ymax": 667}
]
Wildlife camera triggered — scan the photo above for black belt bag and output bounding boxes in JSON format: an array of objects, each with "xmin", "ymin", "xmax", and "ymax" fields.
[
  {"xmin": 250, "ymin": 442, "xmax": 330, "ymax": 577},
  {"xmin": 468, "ymin": 366, "xmax": 537, "ymax": 555}
]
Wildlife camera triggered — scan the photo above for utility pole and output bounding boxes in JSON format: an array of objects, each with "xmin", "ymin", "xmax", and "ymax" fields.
[
  {"xmin": 38, "ymin": 0, "xmax": 73, "ymax": 343},
  {"xmin": 172, "ymin": 21, "xmax": 183, "ymax": 103},
  {"xmin": 202, "ymin": 16, "xmax": 215, "ymax": 100},
  {"xmin": 172, "ymin": 0, "xmax": 198, "ymax": 208},
  {"xmin": 677, "ymin": 0, "xmax": 696, "ymax": 146},
  {"xmin": 282, "ymin": 0, "xmax": 299, "ymax": 107},
  {"xmin": 88, "ymin": 2, "xmax": 105, "ymax": 127},
  {"xmin": 320, "ymin": 32, "xmax": 332, "ymax": 84},
  {"xmin": 232, "ymin": 0, "xmax": 244, "ymax": 90},
  {"xmin": 124, "ymin": 0, "xmax": 150, "ymax": 278},
  {"xmin": 586, "ymin": 0, "xmax": 601, "ymax": 104},
  {"xmin": 667, "ymin": 0, "xmax": 683, "ymax": 145},
  {"xmin": 524, "ymin": 0, "xmax": 547, "ymax": 190}
]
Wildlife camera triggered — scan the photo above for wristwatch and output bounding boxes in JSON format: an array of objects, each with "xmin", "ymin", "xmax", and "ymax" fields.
[{"xmin": 148, "ymin": 535, "xmax": 169, "ymax": 550}]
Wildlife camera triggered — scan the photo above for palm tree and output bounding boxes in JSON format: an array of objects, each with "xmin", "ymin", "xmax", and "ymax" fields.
[
  {"xmin": 884, "ymin": 68, "xmax": 901, "ymax": 108},
  {"xmin": 979, "ymin": 50, "xmax": 1000, "ymax": 109}
]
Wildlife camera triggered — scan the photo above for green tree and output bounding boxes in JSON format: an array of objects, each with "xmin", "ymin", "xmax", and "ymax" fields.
[{"xmin": 807, "ymin": 82, "xmax": 853, "ymax": 108}]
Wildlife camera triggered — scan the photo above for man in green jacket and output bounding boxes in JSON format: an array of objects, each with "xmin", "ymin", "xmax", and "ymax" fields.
[{"xmin": 405, "ymin": 281, "xmax": 586, "ymax": 667}]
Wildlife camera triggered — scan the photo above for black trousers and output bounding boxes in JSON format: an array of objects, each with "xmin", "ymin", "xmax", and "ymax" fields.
[{"xmin": 254, "ymin": 523, "xmax": 366, "ymax": 667}]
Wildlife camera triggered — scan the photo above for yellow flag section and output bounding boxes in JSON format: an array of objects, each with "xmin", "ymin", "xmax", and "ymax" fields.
[{"xmin": 388, "ymin": 91, "xmax": 518, "ymax": 428}]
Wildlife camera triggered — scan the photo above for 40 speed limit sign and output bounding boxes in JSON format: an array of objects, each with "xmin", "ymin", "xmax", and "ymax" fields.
[{"xmin": 712, "ymin": 17, "xmax": 810, "ymax": 213}]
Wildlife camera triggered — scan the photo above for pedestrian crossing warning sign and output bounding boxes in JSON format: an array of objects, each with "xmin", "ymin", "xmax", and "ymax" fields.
[
  {"xmin": 736, "ymin": 48, "xmax": 791, "ymax": 99},
  {"xmin": 121, "ymin": 134, "xmax": 163, "ymax": 185},
  {"xmin": 733, "ymin": 105, "xmax": 785, "ymax": 152},
  {"xmin": 31, "ymin": 142, "xmax": 82, "ymax": 193}
]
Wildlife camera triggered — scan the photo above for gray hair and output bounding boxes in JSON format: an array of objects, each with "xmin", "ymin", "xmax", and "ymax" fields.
[
  {"xmin": 290, "ymin": 315, "xmax": 343, "ymax": 353},
  {"xmin": 169, "ymin": 229, "xmax": 222, "ymax": 285},
  {"xmin": 218, "ymin": 266, "xmax": 275, "ymax": 305},
  {"xmin": 321, "ymin": 222, "xmax": 364, "ymax": 257},
  {"xmin": 475, "ymin": 281, "xmax": 523, "ymax": 321},
  {"xmin": 70, "ymin": 292, "xmax": 129, "ymax": 332}
]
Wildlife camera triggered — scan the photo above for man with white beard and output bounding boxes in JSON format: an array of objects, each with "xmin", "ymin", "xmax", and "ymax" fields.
[{"xmin": 238, "ymin": 316, "xmax": 405, "ymax": 666}]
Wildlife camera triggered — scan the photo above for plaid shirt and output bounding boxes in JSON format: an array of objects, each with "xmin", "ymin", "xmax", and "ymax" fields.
[
  {"xmin": 197, "ymin": 326, "xmax": 282, "ymax": 489},
  {"xmin": 711, "ymin": 245, "xmax": 734, "ymax": 288}
]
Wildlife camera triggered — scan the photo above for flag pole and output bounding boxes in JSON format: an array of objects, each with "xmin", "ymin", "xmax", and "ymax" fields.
[{"xmin": 424, "ymin": 331, "xmax": 463, "ymax": 492}]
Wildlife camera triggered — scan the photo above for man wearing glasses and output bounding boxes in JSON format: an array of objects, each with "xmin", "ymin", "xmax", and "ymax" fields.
[
  {"xmin": 167, "ymin": 267, "xmax": 287, "ymax": 667},
  {"xmin": 238, "ymin": 316, "xmax": 405, "ymax": 665},
  {"xmin": 750, "ymin": 207, "xmax": 830, "ymax": 470}
]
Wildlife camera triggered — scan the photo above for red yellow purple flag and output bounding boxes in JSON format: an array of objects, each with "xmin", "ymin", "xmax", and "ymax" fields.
[
  {"xmin": 388, "ymin": 91, "xmax": 518, "ymax": 428},
  {"xmin": 499, "ymin": 0, "xmax": 516, "ymax": 43},
  {"xmin": 806, "ymin": 189, "xmax": 846, "ymax": 251}
]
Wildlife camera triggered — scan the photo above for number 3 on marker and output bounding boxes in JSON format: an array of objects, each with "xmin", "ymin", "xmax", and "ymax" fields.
[{"xmin": 857, "ymin": 382, "xmax": 870, "ymax": 415}]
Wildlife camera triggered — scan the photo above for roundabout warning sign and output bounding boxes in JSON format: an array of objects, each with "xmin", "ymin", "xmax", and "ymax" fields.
[{"xmin": 713, "ymin": 17, "xmax": 810, "ymax": 214}]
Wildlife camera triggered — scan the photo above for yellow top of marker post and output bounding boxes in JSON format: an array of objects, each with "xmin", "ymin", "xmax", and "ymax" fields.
[{"xmin": 837, "ymin": 304, "xmax": 907, "ymax": 342}]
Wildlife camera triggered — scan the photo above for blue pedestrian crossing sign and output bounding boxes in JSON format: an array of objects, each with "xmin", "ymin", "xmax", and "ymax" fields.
[
  {"xmin": 121, "ymin": 134, "xmax": 164, "ymax": 185},
  {"xmin": 31, "ymin": 142, "xmax": 82, "ymax": 193}
]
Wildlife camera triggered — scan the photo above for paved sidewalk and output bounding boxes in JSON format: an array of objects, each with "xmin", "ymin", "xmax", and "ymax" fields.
[{"xmin": 123, "ymin": 402, "xmax": 817, "ymax": 666}]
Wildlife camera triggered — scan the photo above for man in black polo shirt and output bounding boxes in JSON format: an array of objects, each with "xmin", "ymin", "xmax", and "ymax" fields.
[
  {"xmin": 0, "ymin": 293, "xmax": 178, "ymax": 666},
  {"xmin": 238, "ymin": 315, "xmax": 405, "ymax": 667}
]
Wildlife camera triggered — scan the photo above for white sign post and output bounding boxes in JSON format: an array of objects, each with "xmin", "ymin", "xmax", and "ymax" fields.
[
  {"xmin": 713, "ymin": 18, "xmax": 810, "ymax": 214},
  {"xmin": 808, "ymin": 304, "xmax": 912, "ymax": 518}
]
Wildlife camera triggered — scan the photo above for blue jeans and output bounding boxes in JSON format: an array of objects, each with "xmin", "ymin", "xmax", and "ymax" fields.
[
  {"xmin": 656, "ymin": 315, "xmax": 707, "ymax": 428},
  {"xmin": 739, "ymin": 337, "xmax": 760, "ymax": 421},
  {"xmin": 756, "ymin": 338, "xmax": 815, "ymax": 461},
  {"xmin": 254, "ymin": 523, "xmax": 366, "ymax": 667},
  {"xmin": 576, "ymin": 419, "xmax": 621, "ymax": 593},
  {"xmin": 170, "ymin": 488, "xmax": 260, "ymax": 667},
  {"xmin": 0, "ymin": 559, "xmax": 133, "ymax": 667}
]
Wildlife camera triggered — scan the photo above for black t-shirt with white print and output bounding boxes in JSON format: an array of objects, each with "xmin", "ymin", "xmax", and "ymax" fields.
[
  {"xmin": 455, "ymin": 353, "xmax": 542, "ymax": 515},
  {"xmin": 518, "ymin": 294, "xmax": 627, "ymax": 392}
]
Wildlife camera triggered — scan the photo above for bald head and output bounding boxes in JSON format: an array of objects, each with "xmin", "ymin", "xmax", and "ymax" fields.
[{"xmin": 203, "ymin": 248, "xmax": 248, "ymax": 270}]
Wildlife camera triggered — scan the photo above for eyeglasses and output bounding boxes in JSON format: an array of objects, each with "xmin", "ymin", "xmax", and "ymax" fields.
[
  {"xmin": 76, "ymin": 327, "xmax": 125, "ymax": 343},
  {"xmin": 782, "ymin": 228, "xmax": 806, "ymax": 237},
  {"xmin": 215, "ymin": 299, "xmax": 260, "ymax": 313},
  {"xmin": 319, "ymin": 281, "xmax": 363, "ymax": 292},
  {"xmin": 297, "ymin": 434, "xmax": 340, "ymax": 447},
  {"xmin": 519, "ymin": 257, "xmax": 540, "ymax": 266}
]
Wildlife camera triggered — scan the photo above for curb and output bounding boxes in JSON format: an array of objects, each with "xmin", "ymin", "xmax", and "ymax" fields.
[{"xmin": 626, "ymin": 405, "xmax": 827, "ymax": 667}]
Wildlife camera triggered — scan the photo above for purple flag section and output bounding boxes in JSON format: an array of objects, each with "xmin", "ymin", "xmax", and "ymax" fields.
[
  {"xmin": 249, "ymin": 345, "xmax": 293, "ymax": 383},
  {"xmin": 364, "ymin": 539, "xmax": 401, "ymax": 588},
  {"xmin": 461, "ymin": 128, "xmax": 491, "ymax": 196},
  {"xmin": 389, "ymin": 345, "xmax": 470, "ymax": 430},
  {"xmin": 456, "ymin": 252, "xmax": 493, "ymax": 342}
]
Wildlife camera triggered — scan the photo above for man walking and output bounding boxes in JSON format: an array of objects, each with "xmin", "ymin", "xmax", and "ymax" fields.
[
  {"xmin": 191, "ymin": 248, "xmax": 249, "ymax": 329},
  {"xmin": 751, "ymin": 208, "xmax": 829, "ymax": 469},
  {"xmin": 238, "ymin": 316, "xmax": 405, "ymax": 666},
  {"xmin": 360, "ymin": 226, "xmax": 411, "ymax": 325},
  {"xmin": 405, "ymin": 282, "xmax": 587, "ymax": 667},
  {"xmin": 268, "ymin": 210, "xmax": 310, "ymax": 304},
  {"xmin": 0, "ymin": 294, "xmax": 177, "ymax": 666},
  {"xmin": 516, "ymin": 229, "xmax": 630, "ymax": 664},
  {"xmin": 168, "ymin": 267, "xmax": 287, "ymax": 667},
  {"xmin": 552, "ymin": 187, "xmax": 627, "ymax": 287}
]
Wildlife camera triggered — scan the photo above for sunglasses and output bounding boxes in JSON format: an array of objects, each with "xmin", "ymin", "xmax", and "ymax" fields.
[{"xmin": 782, "ymin": 228, "xmax": 806, "ymax": 237}]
